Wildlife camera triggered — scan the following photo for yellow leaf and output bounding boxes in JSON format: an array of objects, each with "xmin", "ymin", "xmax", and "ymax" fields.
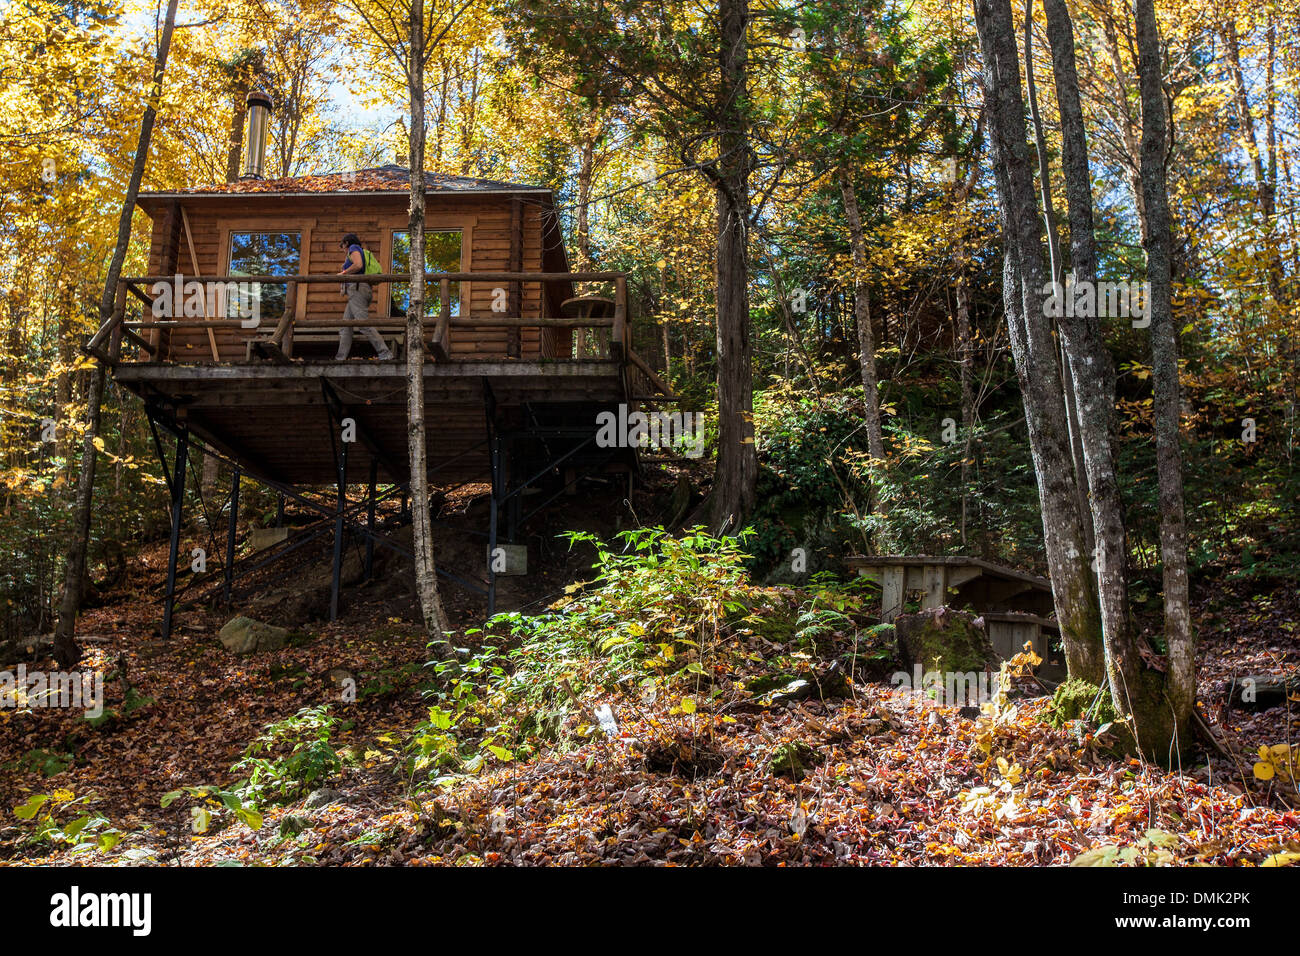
[
  {"xmin": 1253, "ymin": 761, "xmax": 1275, "ymax": 781},
  {"xmin": 681, "ymin": 696, "xmax": 696, "ymax": 715},
  {"xmin": 1262, "ymin": 852, "xmax": 1300, "ymax": 867},
  {"xmin": 92, "ymin": 436, "xmax": 105, "ymax": 452}
]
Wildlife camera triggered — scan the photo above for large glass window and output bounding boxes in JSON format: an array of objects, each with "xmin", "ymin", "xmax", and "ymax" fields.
[
  {"xmin": 391, "ymin": 229, "xmax": 461, "ymax": 317},
  {"xmin": 227, "ymin": 231, "xmax": 300, "ymax": 319}
]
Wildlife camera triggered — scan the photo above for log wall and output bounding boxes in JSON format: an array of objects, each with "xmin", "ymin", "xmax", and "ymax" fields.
[{"xmin": 140, "ymin": 193, "xmax": 562, "ymax": 361}]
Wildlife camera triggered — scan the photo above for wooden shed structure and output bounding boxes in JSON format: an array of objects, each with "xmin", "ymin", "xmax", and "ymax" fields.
[
  {"xmin": 844, "ymin": 555, "xmax": 1060, "ymax": 663},
  {"xmin": 89, "ymin": 162, "xmax": 673, "ymax": 635}
]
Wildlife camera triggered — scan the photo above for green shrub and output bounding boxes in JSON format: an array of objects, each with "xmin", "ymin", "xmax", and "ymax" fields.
[{"xmin": 232, "ymin": 705, "xmax": 342, "ymax": 803}]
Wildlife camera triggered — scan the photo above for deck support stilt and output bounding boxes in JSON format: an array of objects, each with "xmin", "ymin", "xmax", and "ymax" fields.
[
  {"xmin": 483, "ymin": 380, "xmax": 499, "ymax": 618},
  {"xmin": 505, "ymin": 435, "xmax": 521, "ymax": 544},
  {"xmin": 161, "ymin": 424, "xmax": 189, "ymax": 641},
  {"xmin": 224, "ymin": 467, "xmax": 240, "ymax": 604},
  {"xmin": 330, "ymin": 437, "xmax": 348, "ymax": 621},
  {"xmin": 364, "ymin": 458, "xmax": 377, "ymax": 582},
  {"xmin": 487, "ymin": 430, "xmax": 501, "ymax": 618}
]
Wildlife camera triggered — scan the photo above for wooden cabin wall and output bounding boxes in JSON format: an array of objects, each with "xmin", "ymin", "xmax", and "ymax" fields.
[{"xmin": 141, "ymin": 194, "xmax": 552, "ymax": 362}]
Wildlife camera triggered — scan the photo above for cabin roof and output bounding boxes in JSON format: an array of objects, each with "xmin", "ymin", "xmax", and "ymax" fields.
[
  {"xmin": 137, "ymin": 165, "xmax": 552, "ymax": 201},
  {"xmin": 135, "ymin": 164, "xmax": 572, "ymax": 275}
]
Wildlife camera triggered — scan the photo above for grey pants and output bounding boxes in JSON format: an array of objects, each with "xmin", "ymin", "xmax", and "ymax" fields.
[{"xmin": 336, "ymin": 283, "xmax": 391, "ymax": 359}]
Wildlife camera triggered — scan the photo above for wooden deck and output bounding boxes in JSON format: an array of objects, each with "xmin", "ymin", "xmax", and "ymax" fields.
[
  {"xmin": 94, "ymin": 271, "xmax": 673, "ymax": 487},
  {"xmin": 113, "ymin": 358, "xmax": 632, "ymax": 485}
]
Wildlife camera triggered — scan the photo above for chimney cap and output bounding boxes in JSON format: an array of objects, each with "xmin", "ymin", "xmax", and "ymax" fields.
[{"xmin": 246, "ymin": 90, "xmax": 274, "ymax": 111}]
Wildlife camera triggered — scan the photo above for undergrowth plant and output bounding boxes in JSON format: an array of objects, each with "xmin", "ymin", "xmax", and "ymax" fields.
[
  {"xmin": 231, "ymin": 705, "xmax": 343, "ymax": 804},
  {"xmin": 407, "ymin": 527, "xmax": 765, "ymax": 788},
  {"xmin": 12, "ymin": 789, "xmax": 121, "ymax": 853}
]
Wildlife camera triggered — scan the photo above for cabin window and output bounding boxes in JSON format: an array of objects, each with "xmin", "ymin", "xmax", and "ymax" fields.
[
  {"xmin": 390, "ymin": 229, "xmax": 461, "ymax": 317},
  {"xmin": 226, "ymin": 231, "xmax": 301, "ymax": 320}
]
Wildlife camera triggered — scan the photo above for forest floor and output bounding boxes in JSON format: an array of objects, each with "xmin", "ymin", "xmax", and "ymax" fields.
[{"xmin": 1, "ymin": 492, "xmax": 1298, "ymax": 866}]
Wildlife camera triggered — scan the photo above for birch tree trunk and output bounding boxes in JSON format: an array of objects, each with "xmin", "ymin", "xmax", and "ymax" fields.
[
  {"xmin": 53, "ymin": 0, "xmax": 182, "ymax": 669},
  {"xmin": 974, "ymin": 0, "xmax": 1105, "ymax": 683},
  {"xmin": 406, "ymin": 0, "xmax": 450, "ymax": 644},
  {"xmin": 838, "ymin": 168, "xmax": 886, "ymax": 463},
  {"xmin": 1135, "ymin": 0, "xmax": 1194, "ymax": 753}
]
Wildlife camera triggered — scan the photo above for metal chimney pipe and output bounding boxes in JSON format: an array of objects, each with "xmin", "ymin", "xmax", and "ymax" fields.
[{"xmin": 241, "ymin": 91, "xmax": 274, "ymax": 180}]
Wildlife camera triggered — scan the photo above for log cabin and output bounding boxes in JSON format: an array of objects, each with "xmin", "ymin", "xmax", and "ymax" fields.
[{"xmin": 90, "ymin": 92, "xmax": 674, "ymax": 633}]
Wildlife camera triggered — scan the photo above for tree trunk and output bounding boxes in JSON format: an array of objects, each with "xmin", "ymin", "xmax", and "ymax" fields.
[
  {"xmin": 575, "ymin": 120, "xmax": 595, "ymax": 270},
  {"xmin": 708, "ymin": 0, "xmax": 757, "ymax": 533},
  {"xmin": 53, "ymin": 0, "xmax": 182, "ymax": 669},
  {"xmin": 974, "ymin": 0, "xmax": 1105, "ymax": 683},
  {"xmin": 406, "ymin": 0, "xmax": 450, "ymax": 644},
  {"xmin": 1044, "ymin": 0, "xmax": 1150, "ymax": 736},
  {"xmin": 838, "ymin": 168, "xmax": 886, "ymax": 464},
  {"xmin": 225, "ymin": 98, "xmax": 248, "ymax": 182},
  {"xmin": 1024, "ymin": 0, "xmax": 1093, "ymax": 557},
  {"xmin": 1136, "ymin": 0, "xmax": 1194, "ymax": 755},
  {"xmin": 954, "ymin": 151, "xmax": 981, "ymax": 550},
  {"xmin": 1223, "ymin": 17, "xmax": 1285, "ymax": 304},
  {"xmin": 955, "ymin": 271, "xmax": 974, "ymax": 548}
]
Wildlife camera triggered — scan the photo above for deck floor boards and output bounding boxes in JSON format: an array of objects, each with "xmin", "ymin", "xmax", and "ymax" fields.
[{"xmin": 114, "ymin": 359, "xmax": 630, "ymax": 486}]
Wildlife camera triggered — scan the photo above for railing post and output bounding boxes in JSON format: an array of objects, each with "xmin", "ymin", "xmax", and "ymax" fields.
[
  {"xmin": 611, "ymin": 276, "xmax": 627, "ymax": 362},
  {"xmin": 364, "ymin": 458, "xmax": 377, "ymax": 581},
  {"xmin": 270, "ymin": 280, "xmax": 297, "ymax": 349},
  {"xmin": 108, "ymin": 280, "xmax": 127, "ymax": 363},
  {"xmin": 330, "ymin": 436, "xmax": 348, "ymax": 621},
  {"xmin": 432, "ymin": 278, "xmax": 450, "ymax": 361},
  {"xmin": 224, "ymin": 467, "xmax": 240, "ymax": 604},
  {"xmin": 161, "ymin": 424, "xmax": 189, "ymax": 641}
]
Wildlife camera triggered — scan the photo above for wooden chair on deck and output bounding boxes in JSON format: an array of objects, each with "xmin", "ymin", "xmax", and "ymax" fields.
[{"xmin": 560, "ymin": 296, "xmax": 615, "ymax": 358}]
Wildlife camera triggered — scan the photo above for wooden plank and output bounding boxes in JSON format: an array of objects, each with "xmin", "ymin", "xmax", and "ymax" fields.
[
  {"xmin": 842, "ymin": 554, "xmax": 1049, "ymax": 590},
  {"xmin": 121, "ymin": 271, "xmax": 628, "ymax": 283},
  {"xmin": 921, "ymin": 563, "xmax": 948, "ymax": 610},
  {"xmin": 947, "ymin": 565, "xmax": 984, "ymax": 588},
  {"xmin": 180, "ymin": 206, "xmax": 221, "ymax": 361},
  {"xmin": 507, "ymin": 197, "xmax": 522, "ymax": 359},
  {"xmin": 627, "ymin": 348, "xmax": 676, "ymax": 399},
  {"xmin": 880, "ymin": 566, "xmax": 905, "ymax": 622}
]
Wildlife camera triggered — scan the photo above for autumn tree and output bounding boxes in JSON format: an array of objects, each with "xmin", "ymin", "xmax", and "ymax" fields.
[
  {"xmin": 1135, "ymin": 0, "xmax": 1195, "ymax": 753},
  {"xmin": 505, "ymin": 0, "xmax": 762, "ymax": 531},
  {"xmin": 54, "ymin": 0, "xmax": 183, "ymax": 667},
  {"xmin": 972, "ymin": 0, "xmax": 1106, "ymax": 682},
  {"xmin": 346, "ymin": 0, "xmax": 472, "ymax": 643}
]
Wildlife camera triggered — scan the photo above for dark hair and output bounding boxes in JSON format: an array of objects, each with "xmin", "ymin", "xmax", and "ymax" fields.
[{"xmin": 340, "ymin": 233, "xmax": 361, "ymax": 247}]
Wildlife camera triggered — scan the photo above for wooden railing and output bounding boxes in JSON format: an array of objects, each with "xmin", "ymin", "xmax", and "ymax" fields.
[{"xmin": 87, "ymin": 271, "xmax": 632, "ymax": 366}]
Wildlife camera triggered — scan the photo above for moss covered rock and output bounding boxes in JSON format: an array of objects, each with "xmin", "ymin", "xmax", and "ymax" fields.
[
  {"xmin": 1048, "ymin": 678, "xmax": 1120, "ymax": 727},
  {"xmin": 894, "ymin": 607, "xmax": 996, "ymax": 674},
  {"xmin": 768, "ymin": 741, "xmax": 820, "ymax": 780}
]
